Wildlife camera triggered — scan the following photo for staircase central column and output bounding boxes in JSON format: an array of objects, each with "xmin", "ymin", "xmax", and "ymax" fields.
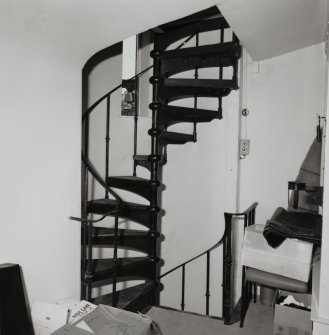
[{"xmin": 149, "ymin": 35, "xmax": 163, "ymax": 305}]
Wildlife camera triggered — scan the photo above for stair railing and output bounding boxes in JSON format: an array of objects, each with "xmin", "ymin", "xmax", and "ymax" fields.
[
  {"xmin": 80, "ymin": 31, "xmax": 198, "ymax": 305},
  {"xmin": 159, "ymin": 202, "xmax": 258, "ymax": 323},
  {"xmin": 223, "ymin": 202, "xmax": 258, "ymax": 324}
]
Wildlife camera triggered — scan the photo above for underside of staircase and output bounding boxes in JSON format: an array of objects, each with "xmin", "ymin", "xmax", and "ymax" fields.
[{"xmin": 80, "ymin": 6, "xmax": 241, "ymax": 315}]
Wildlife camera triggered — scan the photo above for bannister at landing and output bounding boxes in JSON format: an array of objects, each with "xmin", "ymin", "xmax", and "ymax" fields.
[
  {"xmin": 159, "ymin": 202, "xmax": 258, "ymax": 324},
  {"xmin": 223, "ymin": 202, "xmax": 258, "ymax": 325}
]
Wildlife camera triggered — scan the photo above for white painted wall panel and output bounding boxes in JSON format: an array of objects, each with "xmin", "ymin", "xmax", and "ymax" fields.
[{"xmin": 218, "ymin": 0, "xmax": 327, "ymax": 61}]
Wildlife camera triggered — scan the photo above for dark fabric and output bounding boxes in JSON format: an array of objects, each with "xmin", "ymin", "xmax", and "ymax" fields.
[{"xmin": 263, "ymin": 207, "xmax": 322, "ymax": 248}]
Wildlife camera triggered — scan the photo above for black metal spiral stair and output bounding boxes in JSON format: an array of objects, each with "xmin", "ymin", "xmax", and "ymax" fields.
[{"xmin": 81, "ymin": 6, "xmax": 241, "ymax": 314}]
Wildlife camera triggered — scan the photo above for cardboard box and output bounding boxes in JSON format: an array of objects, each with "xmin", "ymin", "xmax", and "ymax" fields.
[
  {"xmin": 51, "ymin": 304, "xmax": 157, "ymax": 335},
  {"xmin": 273, "ymin": 290, "xmax": 312, "ymax": 335},
  {"xmin": 31, "ymin": 301, "xmax": 69, "ymax": 335},
  {"xmin": 242, "ymin": 224, "xmax": 313, "ymax": 282}
]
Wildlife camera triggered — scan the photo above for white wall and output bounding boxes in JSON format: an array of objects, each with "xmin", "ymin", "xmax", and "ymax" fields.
[
  {"xmin": 0, "ymin": 0, "xmax": 220, "ymax": 307},
  {"xmin": 239, "ymin": 43, "xmax": 326, "ymax": 222},
  {"xmin": 232, "ymin": 43, "xmax": 326, "ymax": 308}
]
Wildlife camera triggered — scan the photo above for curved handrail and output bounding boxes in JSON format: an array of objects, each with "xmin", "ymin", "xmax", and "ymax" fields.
[
  {"xmin": 224, "ymin": 202, "xmax": 258, "ymax": 218},
  {"xmin": 160, "ymin": 202, "xmax": 258, "ymax": 279},
  {"xmin": 160, "ymin": 232, "xmax": 226, "ymax": 279},
  {"xmin": 82, "ymin": 32, "xmax": 197, "ymax": 200},
  {"xmin": 82, "ymin": 32, "xmax": 197, "ymax": 122},
  {"xmin": 82, "ymin": 65, "xmax": 153, "ymax": 122}
]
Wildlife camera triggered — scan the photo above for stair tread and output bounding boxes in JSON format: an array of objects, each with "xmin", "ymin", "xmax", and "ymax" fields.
[
  {"xmin": 158, "ymin": 105, "xmax": 220, "ymax": 128},
  {"xmin": 108, "ymin": 176, "xmax": 149, "ymax": 182},
  {"xmin": 93, "ymin": 227, "xmax": 149, "ymax": 237},
  {"xmin": 92, "ymin": 282, "xmax": 155, "ymax": 310},
  {"xmin": 87, "ymin": 257, "xmax": 153, "ymax": 283},
  {"xmin": 87, "ymin": 227, "xmax": 153, "ymax": 253},
  {"xmin": 160, "ymin": 131, "xmax": 194, "ymax": 145},
  {"xmin": 133, "ymin": 155, "xmax": 149, "ymax": 161},
  {"xmin": 87, "ymin": 198, "xmax": 151, "ymax": 228},
  {"xmin": 159, "ymin": 7, "xmax": 223, "ymax": 32},
  {"xmin": 161, "ymin": 42, "xmax": 239, "ymax": 60},
  {"xmin": 158, "ymin": 17, "xmax": 229, "ymax": 50},
  {"xmin": 163, "ymin": 78, "xmax": 234, "ymax": 89},
  {"xmin": 88, "ymin": 198, "xmax": 148, "ymax": 210},
  {"xmin": 106, "ymin": 176, "xmax": 152, "ymax": 201}
]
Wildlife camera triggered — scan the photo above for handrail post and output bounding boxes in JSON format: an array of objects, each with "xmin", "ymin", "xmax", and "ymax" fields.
[
  {"xmin": 232, "ymin": 32, "xmax": 239, "ymax": 86},
  {"xmin": 218, "ymin": 26, "xmax": 224, "ymax": 118},
  {"xmin": 181, "ymin": 265, "xmax": 185, "ymax": 311},
  {"xmin": 223, "ymin": 213, "xmax": 233, "ymax": 324},
  {"xmin": 193, "ymin": 32, "xmax": 199, "ymax": 143},
  {"xmin": 112, "ymin": 211, "xmax": 119, "ymax": 307},
  {"xmin": 105, "ymin": 96, "xmax": 111, "ymax": 198},
  {"xmin": 86, "ymin": 221, "xmax": 93, "ymax": 301},
  {"xmin": 206, "ymin": 251, "xmax": 210, "ymax": 315},
  {"xmin": 133, "ymin": 78, "xmax": 139, "ymax": 176}
]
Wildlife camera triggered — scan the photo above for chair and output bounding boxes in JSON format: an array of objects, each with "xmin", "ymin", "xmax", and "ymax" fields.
[{"xmin": 240, "ymin": 265, "xmax": 309, "ymax": 327}]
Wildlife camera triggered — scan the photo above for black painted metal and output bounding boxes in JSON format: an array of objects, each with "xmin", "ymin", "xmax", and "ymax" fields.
[
  {"xmin": 133, "ymin": 67, "xmax": 139, "ymax": 176},
  {"xmin": 80, "ymin": 6, "xmax": 243, "ymax": 314},
  {"xmin": 181, "ymin": 264, "xmax": 186, "ymax": 311},
  {"xmin": 112, "ymin": 212, "xmax": 119, "ymax": 307},
  {"xmin": 0, "ymin": 264, "xmax": 34, "ymax": 335},
  {"xmin": 107, "ymin": 176, "xmax": 153, "ymax": 201},
  {"xmin": 206, "ymin": 251, "xmax": 210, "ymax": 316},
  {"xmin": 87, "ymin": 198, "xmax": 152, "ymax": 228},
  {"xmin": 160, "ymin": 131, "xmax": 194, "ymax": 145},
  {"xmin": 193, "ymin": 33, "xmax": 199, "ymax": 143},
  {"xmin": 149, "ymin": 33, "xmax": 162, "ymax": 305},
  {"xmin": 157, "ymin": 17, "xmax": 229, "ymax": 50},
  {"xmin": 158, "ymin": 105, "xmax": 220, "ymax": 129},
  {"xmin": 222, "ymin": 203, "xmax": 258, "ymax": 325},
  {"xmin": 105, "ymin": 96, "xmax": 110, "ymax": 198}
]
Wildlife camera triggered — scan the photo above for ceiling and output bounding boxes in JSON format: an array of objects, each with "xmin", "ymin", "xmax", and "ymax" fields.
[{"xmin": 218, "ymin": 0, "xmax": 328, "ymax": 61}]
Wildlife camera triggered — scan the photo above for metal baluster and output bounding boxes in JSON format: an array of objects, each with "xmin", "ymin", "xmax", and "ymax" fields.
[
  {"xmin": 218, "ymin": 26, "xmax": 224, "ymax": 119},
  {"xmin": 223, "ymin": 213, "xmax": 233, "ymax": 324},
  {"xmin": 105, "ymin": 96, "xmax": 111, "ymax": 198},
  {"xmin": 112, "ymin": 211, "xmax": 119, "ymax": 307},
  {"xmin": 133, "ymin": 82, "xmax": 139, "ymax": 176},
  {"xmin": 244, "ymin": 213, "xmax": 248, "ymax": 230},
  {"xmin": 206, "ymin": 251, "xmax": 210, "ymax": 315},
  {"xmin": 193, "ymin": 33, "xmax": 199, "ymax": 142},
  {"xmin": 232, "ymin": 32, "xmax": 239, "ymax": 87},
  {"xmin": 181, "ymin": 265, "xmax": 186, "ymax": 311},
  {"xmin": 87, "ymin": 221, "xmax": 93, "ymax": 301}
]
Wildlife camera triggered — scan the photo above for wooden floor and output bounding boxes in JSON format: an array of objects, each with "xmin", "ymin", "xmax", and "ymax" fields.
[{"xmin": 147, "ymin": 302, "xmax": 273, "ymax": 335}]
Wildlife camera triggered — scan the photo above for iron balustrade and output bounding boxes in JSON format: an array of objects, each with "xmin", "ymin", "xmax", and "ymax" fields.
[
  {"xmin": 159, "ymin": 202, "xmax": 258, "ymax": 324},
  {"xmin": 80, "ymin": 32, "xmax": 198, "ymax": 305},
  {"xmin": 223, "ymin": 202, "xmax": 258, "ymax": 325}
]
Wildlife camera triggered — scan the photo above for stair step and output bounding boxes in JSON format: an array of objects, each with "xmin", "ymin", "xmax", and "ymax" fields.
[
  {"xmin": 85, "ymin": 257, "xmax": 154, "ymax": 285},
  {"xmin": 107, "ymin": 176, "xmax": 153, "ymax": 202},
  {"xmin": 158, "ymin": 17, "xmax": 229, "ymax": 50},
  {"xmin": 87, "ymin": 199, "xmax": 151, "ymax": 228},
  {"xmin": 160, "ymin": 79, "xmax": 235, "ymax": 102},
  {"xmin": 160, "ymin": 131, "xmax": 194, "ymax": 145},
  {"xmin": 163, "ymin": 78, "xmax": 235, "ymax": 89},
  {"xmin": 158, "ymin": 105, "xmax": 220, "ymax": 129},
  {"xmin": 159, "ymin": 6, "xmax": 222, "ymax": 32},
  {"xmin": 161, "ymin": 42, "xmax": 239, "ymax": 60},
  {"xmin": 92, "ymin": 281, "xmax": 155, "ymax": 312},
  {"xmin": 89, "ymin": 228, "xmax": 156, "ymax": 254},
  {"xmin": 161, "ymin": 42, "xmax": 241, "ymax": 76},
  {"xmin": 133, "ymin": 155, "xmax": 166, "ymax": 171}
]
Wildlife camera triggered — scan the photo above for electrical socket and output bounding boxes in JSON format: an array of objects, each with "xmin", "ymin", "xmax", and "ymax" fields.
[{"xmin": 240, "ymin": 139, "xmax": 250, "ymax": 156}]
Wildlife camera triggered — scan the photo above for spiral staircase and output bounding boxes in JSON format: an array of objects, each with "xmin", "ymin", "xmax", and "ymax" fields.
[{"xmin": 79, "ymin": 6, "xmax": 242, "ymax": 317}]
